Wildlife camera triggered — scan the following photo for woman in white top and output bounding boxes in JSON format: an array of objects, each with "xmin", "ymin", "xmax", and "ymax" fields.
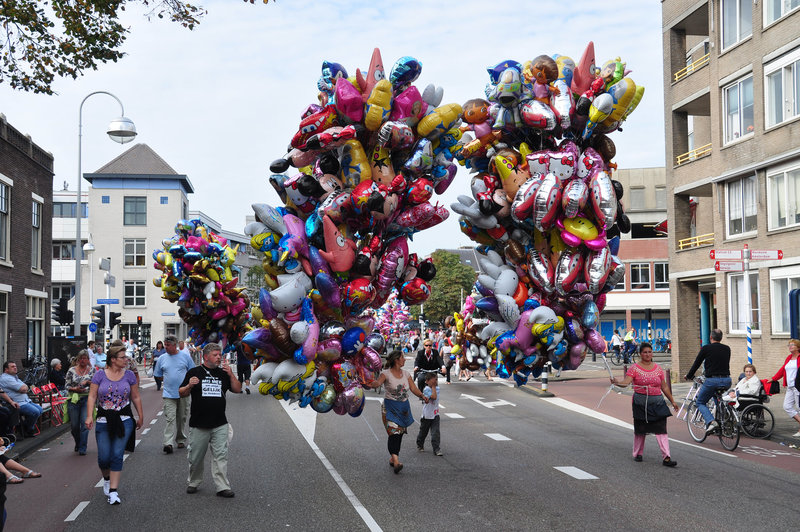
[
  {"xmin": 725, "ymin": 364, "xmax": 760, "ymax": 408},
  {"xmin": 771, "ymin": 339, "xmax": 800, "ymax": 437}
]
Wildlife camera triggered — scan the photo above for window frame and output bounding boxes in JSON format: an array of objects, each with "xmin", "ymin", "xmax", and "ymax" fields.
[
  {"xmin": 51, "ymin": 283, "xmax": 75, "ymax": 301},
  {"xmin": 629, "ymin": 262, "xmax": 651, "ymax": 291},
  {"xmin": 721, "ymin": 0, "xmax": 753, "ymax": 51},
  {"xmin": 123, "ymin": 196, "xmax": 147, "ymax": 226},
  {"xmin": 766, "ymin": 162, "xmax": 800, "ymax": 230},
  {"xmin": 25, "ymin": 295, "xmax": 46, "ymax": 361},
  {"xmin": 654, "ymin": 262, "xmax": 670, "ymax": 290},
  {"xmin": 725, "ymin": 174, "xmax": 758, "ymax": 238},
  {"xmin": 123, "ymin": 280, "xmax": 146, "ymax": 307},
  {"xmin": 629, "ymin": 187, "xmax": 646, "ymax": 210},
  {"xmin": 764, "ymin": 0, "xmax": 800, "ymax": 26},
  {"xmin": 770, "ymin": 264, "xmax": 800, "ymax": 334},
  {"xmin": 764, "ymin": 47, "xmax": 800, "ymax": 129},
  {"xmin": 728, "ymin": 271, "xmax": 761, "ymax": 334},
  {"xmin": 722, "ymin": 75, "xmax": 755, "ymax": 144},
  {"xmin": 124, "ymin": 238, "xmax": 147, "ymax": 267},
  {"xmin": 0, "ymin": 179, "xmax": 10, "ymax": 263},
  {"xmin": 31, "ymin": 199, "xmax": 42, "ymax": 271}
]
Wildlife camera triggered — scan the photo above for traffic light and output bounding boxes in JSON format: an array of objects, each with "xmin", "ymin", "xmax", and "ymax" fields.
[
  {"xmin": 644, "ymin": 308, "xmax": 653, "ymax": 323},
  {"xmin": 51, "ymin": 298, "xmax": 73, "ymax": 325},
  {"xmin": 109, "ymin": 311, "xmax": 122, "ymax": 329},
  {"xmin": 92, "ymin": 305, "xmax": 106, "ymax": 329},
  {"xmin": 137, "ymin": 315, "xmax": 143, "ymax": 325}
]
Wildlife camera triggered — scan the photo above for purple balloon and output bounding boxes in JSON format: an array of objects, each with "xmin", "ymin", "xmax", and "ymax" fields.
[
  {"xmin": 569, "ymin": 341, "xmax": 588, "ymax": 369},
  {"xmin": 584, "ymin": 328, "xmax": 606, "ymax": 354}
]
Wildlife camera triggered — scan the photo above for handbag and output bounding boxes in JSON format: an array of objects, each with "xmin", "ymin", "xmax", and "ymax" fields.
[{"xmin": 767, "ymin": 379, "xmax": 781, "ymax": 395}]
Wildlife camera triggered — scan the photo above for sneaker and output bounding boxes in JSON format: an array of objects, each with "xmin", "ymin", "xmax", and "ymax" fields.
[
  {"xmin": 163, "ymin": 445, "xmax": 173, "ymax": 454},
  {"xmin": 634, "ymin": 455, "xmax": 643, "ymax": 462},
  {"xmin": 216, "ymin": 489, "xmax": 235, "ymax": 498},
  {"xmin": 705, "ymin": 421, "xmax": 719, "ymax": 435},
  {"xmin": 662, "ymin": 458, "xmax": 677, "ymax": 467},
  {"xmin": 434, "ymin": 450, "xmax": 443, "ymax": 456},
  {"xmin": 103, "ymin": 480, "xmax": 110, "ymax": 496},
  {"xmin": 417, "ymin": 446, "xmax": 425, "ymax": 452},
  {"xmin": 108, "ymin": 492, "xmax": 121, "ymax": 505},
  {"xmin": 792, "ymin": 431, "xmax": 800, "ymax": 438},
  {"xmin": 245, "ymin": 387, "xmax": 251, "ymax": 395},
  {"xmin": 186, "ymin": 485, "xmax": 198, "ymax": 494}
]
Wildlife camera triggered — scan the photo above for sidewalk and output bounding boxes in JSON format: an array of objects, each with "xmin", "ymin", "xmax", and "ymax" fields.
[
  {"xmin": 7, "ymin": 419, "xmax": 71, "ymax": 462},
  {"xmin": 542, "ymin": 364, "xmax": 800, "ymax": 445}
]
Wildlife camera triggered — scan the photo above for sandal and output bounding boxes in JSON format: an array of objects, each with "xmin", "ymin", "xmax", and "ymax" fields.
[
  {"xmin": 6, "ymin": 475, "xmax": 23, "ymax": 484},
  {"xmin": 22, "ymin": 471, "xmax": 42, "ymax": 478}
]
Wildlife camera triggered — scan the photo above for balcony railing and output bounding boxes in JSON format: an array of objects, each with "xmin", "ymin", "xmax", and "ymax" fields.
[
  {"xmin": 676, "ymin": 143, "xmax": 712, "ymax": 166},
  {"xmin": 674, "ymin": 53, "xmax": 710, "ymax": 82},
  {"xmin": 678, "ymin": 233, "xmax": 714, "ymax": 250}
]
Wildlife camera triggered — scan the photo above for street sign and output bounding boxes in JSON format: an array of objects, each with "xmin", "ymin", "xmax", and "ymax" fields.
[
  {"xmin": 88, "ymin": 322, "xmax": 97, "ymax": 333},
  {"xmin": 709, "ymin": 249, "xmax": 743, "ymax": 260},
  {"xmin": 161, "ymin": 312, "xmax": 176, "ymax": 316},
  {"xmin": 750, "ymin": 249, "xmax": 783, "ymax": 260},
  {"xmin": 715, "ymin": 261, "xmax": 744, "ymax": 272},
  {"xmin": 97, "ymin": 298, "xmax": 119, "ymax": 304}
]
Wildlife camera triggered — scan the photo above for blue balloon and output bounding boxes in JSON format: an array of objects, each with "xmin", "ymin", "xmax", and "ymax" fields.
[
  {"xmin": 390, "ymin": 56, "xmax": 423, "ymax": 90},
  {"xmin": 342, "ymin": 327, "xmax": 366, "ymax": 358}
]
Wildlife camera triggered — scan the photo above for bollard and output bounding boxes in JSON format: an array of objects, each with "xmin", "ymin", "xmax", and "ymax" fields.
[{"xmin": 541, "ymin": 361, "xmax": 551, "ymax": 393}]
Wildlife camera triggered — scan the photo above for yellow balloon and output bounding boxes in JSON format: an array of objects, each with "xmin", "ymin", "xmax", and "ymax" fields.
[
  {"xmin": 417, "ymin": 103, "xmax": 463, "ymax": 138},
  {"xmin": 563, "ymin": 217, "xmax": 599, "ymax": 241},
  {"xmin": 364, "ymin": 79, "xmax": 393, "ymax": 131}
]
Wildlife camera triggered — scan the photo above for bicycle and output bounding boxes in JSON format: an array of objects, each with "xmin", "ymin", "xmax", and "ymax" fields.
[
  {"xmin": 19, "ymin": 362, "xmax": 48, "ymax": 387},
  {"xmin": 652, "ymin": 337, "xmax": 671, "ymax": 353},
  {"xmin": 609, "ymin": 347, "xmax": 638, "ymax": 366},
  {"xmin": 678, "ymin": 377, "xmax": 740, "ymax": 451}
]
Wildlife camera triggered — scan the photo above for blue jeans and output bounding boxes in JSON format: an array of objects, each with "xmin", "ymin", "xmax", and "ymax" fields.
[
  {"xmin": 95, "ymin": 417, "xmax": 134, "ymax": 471},
  {"xmin": 69, "ymin": 397, "xmax": 89, "ymax": 453},
  {"xmin": 696, "ymin": 376, "xmax": 732, "ymax": 425},
  {"xmin": 19, "ymin": 402, "xmax": 43, "ymax": 432}
]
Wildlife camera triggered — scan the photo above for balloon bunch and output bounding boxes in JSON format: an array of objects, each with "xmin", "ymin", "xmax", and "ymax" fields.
[
  {"xmin": 241, "ymin": 48, "xmax": 466, "ymax": 414},
  {"xmin": 451, "ymin": 42, "xmax": 639, "ymax": 386},
  {"xmin": 153, "ymin": 219, "xmax": 251, "ymax": 349},
  {"xmin": 445, "ymin": 302, "xmax": 496, "ymax": 372},
  {"xmin": 375, "ymin": 290, "xmax": 411, "ymax": 338}
]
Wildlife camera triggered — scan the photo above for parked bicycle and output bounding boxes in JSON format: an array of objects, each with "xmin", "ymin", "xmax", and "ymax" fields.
[
  {"xmin": 678, "ymin": 377, "xmax": 740, "ymax": 451},
  {"xmin": 652, "ymin": 336, "xmax": 671, "ymax": 353},
  {"xmin": 19, "ymin": 361, "xmax": 48, "ymax": 387}
]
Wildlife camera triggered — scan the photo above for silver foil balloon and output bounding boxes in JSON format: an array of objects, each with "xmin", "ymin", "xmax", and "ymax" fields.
[
  {"xmin": 585, "ymin": 247, "xmax": 612, "ymax": 294},
  {"xmin": 589, "ymin": 170, "xmax": 617, "ymax": 229},
  {"xmin": 365, "ymin": 332, "xmax": 386, "ymax": 354},
  {"xmin": 511, "ymin": 175, "xmax": 541, "ymax": 224},
  {"xmin": 532, "ymin": 172, "xmax": 562, "ymax": 232},
  {"xmin": 527, "ymin": 248, "xmax": 555, "ymax": 294},
  {"xmin": 320, "ymin": 320, "xmax": 346, "ymax": 341},
  {"xmin": 555, "ymin": 249, "xmax": 585, "ymax": 296},
  {"xmin": 561, "ymin": 179, "xmax": 589, "ymax": 218},
  {"xmin": 604, "ymin": 256, "xmax": 625, "ymax": 291}
]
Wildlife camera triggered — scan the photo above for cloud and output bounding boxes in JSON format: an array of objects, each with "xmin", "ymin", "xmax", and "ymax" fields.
[{"xmin": 0, "ymin": 0, "xmax": 664, "ymax": 256}]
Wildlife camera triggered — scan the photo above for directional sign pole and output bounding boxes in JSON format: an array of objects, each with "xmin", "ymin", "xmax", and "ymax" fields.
[{"xmin": 743, "ymin": 244, "xmax": 752, "ymax": 364}]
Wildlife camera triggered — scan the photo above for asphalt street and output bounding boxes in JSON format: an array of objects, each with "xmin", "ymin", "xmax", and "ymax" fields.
[{"xmin": 5, "ymin": 362, "xmax": 799, "ymax": 531}]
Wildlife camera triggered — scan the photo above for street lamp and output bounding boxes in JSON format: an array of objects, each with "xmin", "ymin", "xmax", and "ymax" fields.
[
  {"xmin": 82, "ymin": 241, "xmax": 95, "ymax": 341},
  {"xmin": 74, "ymin": 92, "xmax": 137, "ymax": 336}
]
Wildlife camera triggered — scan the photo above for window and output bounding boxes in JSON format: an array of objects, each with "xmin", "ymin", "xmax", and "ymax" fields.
[
  {"xmin": 765, "ymin": 0, "xmax": 800, "ymax": 25},
  {"xmin": 722, "ymin": 0, "xmax": 752, "ymax": 50},
  {"xmin": 52, "ymin": 202, "xmax": 88, "ymax": 218},
  {"xmin": 26, "ymin": 295, "xmax": 45, "ymax": 360},
  {"xmin": 729, "ymin": 271, "xmax": 760, "ymax": 332},
  {"xmin": 31, "ymin": 200, "xmax": 41, "ymax": 270},
  {"xmin": 52, "ymin": 242, "xmax": 75, "ymax": 260},
  {"xmin": 51, "ymin": 283, "xmax": 75, "ymax": 300},
  {"xmin": 723, "ymin": 76, "xmax": 754, "ymax": 143},
  {"xmin": 654, "ymin": 262, "xmax": 669, "ymax": 290},
  {"xmin": 771, "ymin": 266, "xmax": 800, "ymax": 334},
  {"xmin": 182, "ymin": 202, "xmax": 188, "ymax": 220},
  {"xmin": 765, "ymin": 50, "xmax": 800, "ymax": 128},
  {"xmin": 687, "ymin": 115, "xmax": 695, "ymax": 152},
  {"xmin": 768, "ymin": 165, "xmax": 800, "ymax": 229},
  {"xmin": 124, "ymin": 280, "xmax": 146, "ymax": 306},
  {"xmin": 102, "ymin": 196, "xmax": 110, "ymax": 204},
  {"xmin": 629, "ymin": 188, "xmax": 645, "ymax": 210},
  {"xmin": 124, "ymin": 197, "xmax": 147, "ymax": 225},
  {"xmin": 0, "ymin": 182, "xmax": 8, "ymax": 262},
  {"xmin": 0, "ymin": 292, "xmax": 7, "ymax": 363},
  {"xmin": 630, "ymin": 263, "xmax": 651, "ymax": 290},
  {"xmin": 160, "ymin": 196, "xmax": 168, "ymax": 205},
  {"xmin": 124, "ymin": 239, "xmax": 147, "ymax": 267},
  {"xmin": 726, "ymin": 175, "xmax": 758, "ymax": 236},
  {"xmin": 655, "ymin": 186, "xmax": 666, "ymax": 209}
]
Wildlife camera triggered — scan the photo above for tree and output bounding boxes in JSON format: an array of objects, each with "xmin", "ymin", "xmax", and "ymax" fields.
[
  {"xmin": 0, "ymin": 0, "xmax": 208, "ymax": 94},
  {"xmin": 244, "ymin": 263, "xmax": 267, "ymax": 297},
  {"xmin": 419, "ymin": 250, "xmax": 476, "ymax": 326}
]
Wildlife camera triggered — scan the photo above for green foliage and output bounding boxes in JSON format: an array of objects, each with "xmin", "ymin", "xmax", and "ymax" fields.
[
  {"xmin": 244, "ymin": 263, "xmax": 266, "ymax": 294},
  {"xmin": 421, "ymin": 250, "xmax": 476, "ymax": 326},
  {"xmin": 0, "ymin": 0, "xmax": 207, "ymax": 94}
]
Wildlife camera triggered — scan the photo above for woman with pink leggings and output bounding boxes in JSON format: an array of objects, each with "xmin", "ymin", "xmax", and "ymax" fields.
[{"xmin": 612, "ymin": 342, "xmax": 679, "ymax": 467}]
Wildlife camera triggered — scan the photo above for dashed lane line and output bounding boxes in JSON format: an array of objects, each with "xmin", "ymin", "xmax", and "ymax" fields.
[
  {"xmin": 142, "ymin": 428, "xmax": 150, "ymax": 435},
  {"xmin": 444, "ymin": 413, "xmax": 464, "ymax": 419},
  {"xmin": 485, "ymin": 433, "xmax": 511, "ymax": 441},
  {"xmin": 554, "ymin": 466, "xmax": 598, "ymax": 480},
  {"xmin": 64, "ymin": 501, "xmax": 90, "ymax": 522},
  {"xmin": 157, "ymin": 411, "xmax": 163, "ymax": 416},
  {"xmin": 149, "ymin": 419, "xmax": 157, "ymax": 425}
]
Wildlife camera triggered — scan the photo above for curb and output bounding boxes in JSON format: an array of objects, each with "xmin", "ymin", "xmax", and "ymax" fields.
[
  {"xmin": 11, "ymin": 423, "xmax": 71, "ymax": 461},
  {"xmin": 517, "ymin": 385, "xmax": 555, "ymax": 398}
]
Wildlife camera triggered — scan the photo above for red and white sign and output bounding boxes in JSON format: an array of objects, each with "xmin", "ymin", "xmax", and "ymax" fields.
[
  {"xmin": 709, "ymin": 249, "xmax": 743, "ymax": 260},
  {"xmin": 750, "ymin": 249, "xmax": 783, "ymax": 260},
  {"xmin": 715, "ymin": 261, "xmax": 744, "ymax": 272}
]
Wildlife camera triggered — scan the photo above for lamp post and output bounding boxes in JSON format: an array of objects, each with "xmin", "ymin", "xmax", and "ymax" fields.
[
  {"xmin": 74, "ymin": 92, "xmax": 137, "ymax": 336},
  {"xmin": 82, "ymin": 241, "xmax": 95, "ymax": 341}
]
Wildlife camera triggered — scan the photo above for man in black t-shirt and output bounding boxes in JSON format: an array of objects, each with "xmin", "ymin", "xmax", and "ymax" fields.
[
  {"xmin": 414, "ymin": 339, "xmax": 445, "ymax": 392},
  {"xmin": 179, "ymin": 343, "xmax": 242, "ymax": 498},
  {"xmin": 685, "ymin": 328, "xmax": 731, "ymax": 434}
]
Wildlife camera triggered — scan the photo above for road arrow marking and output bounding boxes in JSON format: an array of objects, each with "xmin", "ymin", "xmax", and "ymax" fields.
[{"xmin": 460, "ymin": 394, "xmax": 516, "ymax": 408}]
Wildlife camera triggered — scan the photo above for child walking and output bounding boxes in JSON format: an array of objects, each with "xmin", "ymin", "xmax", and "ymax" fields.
[{"xmin": 416, "ymin": 372, "xmax": 443, "ymax": 456}]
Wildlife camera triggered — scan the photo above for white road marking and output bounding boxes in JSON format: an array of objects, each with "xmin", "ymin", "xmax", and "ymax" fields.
[
  {"xmin": 149, "ymin": 419, "xmax": 157, "ymax": 425},
  {"xmin": 95, "ymin": 478, "xmax": 104, "ymax": 488},
  {"xmin": 280, "ymin": 401, "xmax": 382, "ymax": 532},
  {"xmin": 64, "ymin": 501, "xmax": 90, "ymax": 522},
  {"xmin": 541, "ymin": 397, "xmax": 737, "ymax": 458},
  {"xmin": 554, "ymin": 466, "xmax": 598, "ymax": 480},
  {"xmin": 485, "ymin": 433, "xmax": 511, "ymax": 441},
  {"xmin": 140, "ymin": 382, "xmax": 155, "ymax": 389},
  {"xmin": 445, "ymin": 413, "xmax": 464, "ymax": 419},
  {"xmin": 157, "ymin": 411, "xmax": 163, "ymax": 416},
  {"xmin": 37, "ymin": 448, "xmax": 49, "ymax": 452},
  {"xmin": 134, "ymin": 439, "xmax": 141, "ymax": 447},
  {"xmin": 142, "ymin": 428, "xmax": 150, "ymax": 435},
  {"xmin": 460, "ymin": 393, "xmax": 516, "ymax": 409}
]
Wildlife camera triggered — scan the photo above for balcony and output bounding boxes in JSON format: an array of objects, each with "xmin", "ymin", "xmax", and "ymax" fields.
[
  {"xmin": 678, "ymin": 233, "xmax": 714, "ymax": 250},
  {"xmin": 676, "ymin": 143, "xmax": 712, "ymax": 166},
  {"xmin": 674, "ymin": 53, "xmax": 710, "ymax": 83}
]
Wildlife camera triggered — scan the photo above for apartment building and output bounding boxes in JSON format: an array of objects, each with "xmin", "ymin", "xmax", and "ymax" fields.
[
  {"xmin": 0, "ymin": 114, "xmax": 54, "ymax": 365},
  {"xmin": 663, "ymin": 0, "xmax": 800, "ymax": 375}
]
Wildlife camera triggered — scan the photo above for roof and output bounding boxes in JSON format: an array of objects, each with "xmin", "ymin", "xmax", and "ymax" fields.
[
  {"xmin": 84, "ymin": 143, "xmax": 194, "ymax": 193},
  {"xmin": 440, "ymin": 248, "xmax": 485, "ymax": 274}
]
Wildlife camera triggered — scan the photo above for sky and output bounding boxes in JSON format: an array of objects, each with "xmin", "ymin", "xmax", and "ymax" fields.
[{"xmin": 0, "ymin": 0, "xmax": 666, "ymax": 257}]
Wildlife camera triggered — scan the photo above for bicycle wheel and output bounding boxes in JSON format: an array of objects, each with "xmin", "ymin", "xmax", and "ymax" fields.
[
  {"xmin": 740, "ymin": 404, "xmax": 775, "ymax": 439},
  {"xmin": 610, "ymin": 351, "xmax": 623, "ymax": 366},
  {"xmin": 717, "ymin": 404, "xmax": 740, "ymax": 451},
  {"xmin": 629, "ymin": 351, "xmax": 638, "ymax": 365},
  {"xmin": 686, "ymin": 403, "xmax": 707, "ymax": 442}
]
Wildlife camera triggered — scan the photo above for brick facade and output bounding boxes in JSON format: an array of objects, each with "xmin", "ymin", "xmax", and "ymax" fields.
[{"xmin": 0, "ymin": 114, "xmax": 54, "ymax": 366}]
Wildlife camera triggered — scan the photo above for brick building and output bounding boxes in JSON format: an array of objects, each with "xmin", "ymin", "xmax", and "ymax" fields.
[
  {"xmin": 0, "ymin": 114, "xmax": 54, "ymax": 365},
  {"xmin": 663, "ymin": 1, "xmax": 800, "ymax": 376}
]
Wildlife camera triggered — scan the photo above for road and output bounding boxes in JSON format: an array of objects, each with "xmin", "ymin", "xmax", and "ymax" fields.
[{"xmin": 5, "ymin": 363, "xmax": 799, "ymax": 531}]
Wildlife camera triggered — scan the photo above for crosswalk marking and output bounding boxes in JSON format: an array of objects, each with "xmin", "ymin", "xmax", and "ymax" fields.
[
  {"xmin": 64, "ymin": 501, "xmax": 90, "ymax": 521},
  {"xmin": 445, "ymin": 413, "xmax": 464, "ymax": 419},
  {"xmin": 485, "ymin": 433, "xmax": 511, "ymax": 441},
  {"xmin": 554, "ymin": 466, "xmax": 598, "ymax": 480}
]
